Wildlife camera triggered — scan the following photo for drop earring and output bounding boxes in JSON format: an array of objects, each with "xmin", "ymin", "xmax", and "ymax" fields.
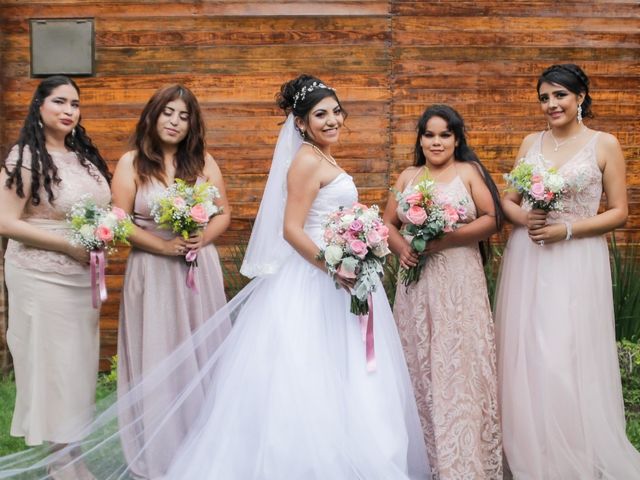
[{"xmin": 576, "ymin": 104, "xmax": 583, "ymax": 124}]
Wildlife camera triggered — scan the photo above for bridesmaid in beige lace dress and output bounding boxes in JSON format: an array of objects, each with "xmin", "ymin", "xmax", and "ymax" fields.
[
  {"xmin": 0, "ymin": 76, "xmax": 111, "ymax": 478},
  {"xmin": 111, "ymin": 84, "xmax": 231, "ymax": 479},
  {"xmin": 383, "ymin": 105, "xmax": 504, "ymax": 479}
]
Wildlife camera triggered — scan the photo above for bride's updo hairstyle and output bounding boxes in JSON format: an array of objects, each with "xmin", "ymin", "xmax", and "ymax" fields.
[
  {"xmin": 276, "ymin": 74, "xmax": 347, "ymax": 136},
  {"xmin": 536, "ymin": 64, "xmax": 593, "ymax": 119}
]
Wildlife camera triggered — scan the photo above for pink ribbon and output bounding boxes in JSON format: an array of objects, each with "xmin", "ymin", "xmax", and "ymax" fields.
[
  {"xmin": 90, "ymin": 250, "xmax": 107, "ymax": 309},
  {"xmin": 185, "ymin": 249, "xmax": 199, "ymax": 293},
  {"xmin": 359, "ymin": 295, "xmax": 376, "ymax": 372}
]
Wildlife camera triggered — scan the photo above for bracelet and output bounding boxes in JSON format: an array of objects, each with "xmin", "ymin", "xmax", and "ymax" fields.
[{"xmin": 564, "ymin": 221, "xmax": 573, "ymax": 241}]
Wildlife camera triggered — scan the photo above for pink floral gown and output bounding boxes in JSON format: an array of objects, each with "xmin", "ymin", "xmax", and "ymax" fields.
[{"xmin": 394, "ymin": 171, "xmax": 502, "ymax": 480}]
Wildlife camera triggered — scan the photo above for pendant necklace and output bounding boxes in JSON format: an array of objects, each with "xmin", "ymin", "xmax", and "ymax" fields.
[
  {"xmin": 549, "ymin": 126, "xmax": 586, "ymax": 152},
  {"xmin": 303, "ymin": 141, "xmax": 338, "ymax": 167}
]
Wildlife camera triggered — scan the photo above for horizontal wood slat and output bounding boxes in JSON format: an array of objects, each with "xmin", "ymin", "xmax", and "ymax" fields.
[{"xmin": 0, "ymin": 0, "xmax": 637, "ymax": 370}]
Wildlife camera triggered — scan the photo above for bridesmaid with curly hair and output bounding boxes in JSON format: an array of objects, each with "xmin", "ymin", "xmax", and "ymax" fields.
[{"xmin": 0, "ymin": 75, "xmax": 111, "ymax": 478}]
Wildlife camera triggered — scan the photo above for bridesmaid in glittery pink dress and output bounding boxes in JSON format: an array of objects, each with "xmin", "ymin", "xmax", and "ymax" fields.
[{"xmin": 384, "ymin": 105, "xmax": 504, "ymax": 479}]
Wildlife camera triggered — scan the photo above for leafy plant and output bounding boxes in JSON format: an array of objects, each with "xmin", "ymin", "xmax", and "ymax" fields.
[{"xmin": 610, "ymin": 237, "xmax": 640, "ymax": 342}]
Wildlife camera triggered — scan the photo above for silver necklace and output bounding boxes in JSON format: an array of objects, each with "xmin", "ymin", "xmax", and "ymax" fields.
[
  {"xmin": 302, "ymin": 141, "xmax": 338, "ymax": 167},
  {"xmin": 549, "ymin": 126, "xmax": 586, "ymax": 152}
]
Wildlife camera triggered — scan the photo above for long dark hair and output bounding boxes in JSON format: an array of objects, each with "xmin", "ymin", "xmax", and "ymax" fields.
[
  {"xmin": 2, "ymin": 75, "xmax": 111, "ymax": 205},
  {"xmin": 414, "ymin": 104, "xmax": 504, "ymax": 259},
  {"xmin": 537, "ymin": 64, "xmax": 593, "ymax": 118},
  {"xmin": 133, "ymin": 84, "xmax": 206, "ymax": 185},
  {"xmin": 275, "ymin": 74, "xmax": 347, "ymax": 136}
]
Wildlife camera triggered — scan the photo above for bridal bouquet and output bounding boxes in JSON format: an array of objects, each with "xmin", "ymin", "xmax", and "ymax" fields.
[
  {"xmin": 503, "ymin": 161, "xmax": 566, "ymax": 212},
  {"xmin": 67, "ymin": 196, "xmax": 134, "ymax": 307},
  {"xmin": 149, "ymin": 179, "xmax": 222, "ymax": 290},
  {"xmin": 395, "ymin": 172, "xmax": 468, "ymax": 286},
  {"xmin": 318, "ymin": 203, "xmax": 390, "ymax": 316},
  {"xmin": 318, "ymin": 203, "xmax": 390, "ymax": 372}
]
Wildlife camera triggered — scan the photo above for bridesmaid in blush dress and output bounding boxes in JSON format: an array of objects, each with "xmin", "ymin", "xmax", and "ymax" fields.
[
  {"xmin": 495, "ymin": 64, "xmax": 640, "ymax": 479},
  {"xmin": 384, "ymin": 105, "xmax": 504, "ymax": 479},
  {"xmin": 111, "ymin": 84, "xmax": 231, "ymax": 479}
]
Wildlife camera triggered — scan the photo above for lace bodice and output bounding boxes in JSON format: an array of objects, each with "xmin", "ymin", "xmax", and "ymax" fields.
[
  {"xmin": 304, "ymin": 172, "xmax": 358, "ymax": 247},
  {"xmin": 520, "ymin": 131, "xmax": 602, "ymax": 223},
  {"xmin": 4, "ymin": 146, "xmax": 111, "ymax": 274}
]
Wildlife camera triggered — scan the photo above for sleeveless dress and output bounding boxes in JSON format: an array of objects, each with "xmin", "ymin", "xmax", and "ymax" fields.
[
  {"xmin": 495, "ymin": 131, "xmax": 640, "ymax": 479},
  {"xmin": 117, "ymin": 178, "xmax": 230, "ymax": 478},
  {"xmin": 3, "ymin": 146, "xmax": 111, "ymax": 445},
  {"xmin": 393, "ymin": 171, "xmax": 502, "ymax": 479},
  {"xmin": 159, "ymin": 172, "xmax": 430, "ymax": 479}
]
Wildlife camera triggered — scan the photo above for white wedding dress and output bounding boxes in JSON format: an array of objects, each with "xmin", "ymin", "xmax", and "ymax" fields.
[
  {"xmin": 165, "ymin": 171, "xmax": 428, "ymax": 479},
  {"xmin": 0, "ymin": 116, "xmax": 429, "ymax": 480}
]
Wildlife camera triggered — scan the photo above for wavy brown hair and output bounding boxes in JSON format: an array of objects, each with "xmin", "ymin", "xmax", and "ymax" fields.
[{"xmin": 133, "ymin": 84, "xmax": 206, "ymax": 185}]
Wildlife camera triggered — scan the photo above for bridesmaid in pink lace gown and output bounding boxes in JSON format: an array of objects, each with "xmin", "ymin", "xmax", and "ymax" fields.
[
  {"xmin": 496, "ymin": 64, "xmax": 640, "ymax": 479},
  {"xmin": 111, "ymin": 85, "xmax": 231, "ymax": 479},
  {"xmin": 384, "ymin": 105, "xmax": 504, "ymax": 479},
  {"xmin": 0, "ymin": 76, "xmax": 111, "ymax": 477}
]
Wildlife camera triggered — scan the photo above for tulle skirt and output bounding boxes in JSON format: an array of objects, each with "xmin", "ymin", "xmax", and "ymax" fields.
[
  {"xmin": 495, "ymin": 227, "xmax": 640, "ymax": 479},
  {"xmin": 165, "ymin": 252, "xmax": 429, "ymax": 479}
]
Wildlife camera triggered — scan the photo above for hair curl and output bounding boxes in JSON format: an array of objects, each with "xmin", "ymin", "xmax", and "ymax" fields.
[
  {"xmin": 2, "ymin": 75, "xmax": 111, "ymax": 205},
  {"xmin": 413, "ymin": 104, "xmax": 504, "ymax": 261},
  {"xmin": 132, "ymin": 84, "xmax": 206, "ymax": 185},
  {"xmin": 536, "ymin": 64, "xmax": 593, "ymax": 118}
]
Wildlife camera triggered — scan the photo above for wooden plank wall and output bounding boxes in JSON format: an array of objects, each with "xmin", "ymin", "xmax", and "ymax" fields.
[
  {"xmin": 0, "ymin": 0, "xmax": 638, "ymax": 369},
  {"xmin": 390, "ymin": 1, "xmax": 640, "ymax": 241}
]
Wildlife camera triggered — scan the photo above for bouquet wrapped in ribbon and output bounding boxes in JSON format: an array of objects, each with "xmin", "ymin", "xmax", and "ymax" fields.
[
  {"xmin": 149, "ymin": 179, "xmax": 222, "ymax": 291},
  {"xmin": 503, "ymin": 160, "xmax": 567, "ymax": 212},
  {"xmin": 317, "ymin": 203, "xmax": 391, "ymax": 372},
  {"xmin": 67, "ymin": 196, "xmax": 134, "ymax": 307},
  {"xmin": 395, "ymin": 171, "xmax": 468, "ymax": 286}
]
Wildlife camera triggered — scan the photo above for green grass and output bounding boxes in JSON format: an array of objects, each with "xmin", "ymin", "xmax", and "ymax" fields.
[{"xmin": 0, "ymin": 373, "xmax": 116, "ymax": 457}]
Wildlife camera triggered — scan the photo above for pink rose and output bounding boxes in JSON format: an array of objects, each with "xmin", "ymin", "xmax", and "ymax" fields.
[
  {"xmin": 173, "ymin": 197, "xmax": 187, "ymax": 208},
  {"xmin": 530, "ymin": 182, "xmax": 546, "ymax": 200},
  {"xmin": 190, "ymin": 204, "xmax": 209, "ymax": 223},
  {"xmin": 111, "ymin": 206, "xmax": 127, "ymax": 220},
  {"xmin": 405, "ymin": 192, "xmax": 423, "ymax": 206},
  {"xmin": 337, "ymin": 263, "xmax": 357, "ymax": 279},
  {"xmin": 349, "ymin": 239, "xmax": 368, "ymax": 259},
  {"xmin": 349, "ymin": 219, "xmax": 364, "ymax": 233},
  {"xmin": 531, "ymin": 174, "xmax": 543, "ymax": 183},
  {"xmin": 376, "ymin": 224, "xmax": 389, "ymax": 240},
  {"xmin": 366, "ymin": 229, "xmax": 382, "ymax": 246},
  {"xmin": 406, "ymin": 205, "xmax": 428, "ymax": 225},
  {"xmin": 96, "ymin": 225, "xmax": 114, "ymax": 242},
  {"xmin": 443, "ymin": 204, "xmax": 459, "ymax": 225}
]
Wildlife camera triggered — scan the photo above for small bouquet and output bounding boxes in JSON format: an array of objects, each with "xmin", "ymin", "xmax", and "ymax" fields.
[
  {"xmin": 503, "ymin": 160, "xmax": 566, "ymax": 211},
  {"xmin": 149, "ymin": 179, "xmax": 222, "ymax": 291},
  {"xmin": 318, "ymin": 203, "xmax": 391, "ymax": 372},
  {"xmin": 67, "ymin": 196, "xmax": 134, "ymax": 307},
  {"xmin": 395, "ymin": 172, "xmax": 468, "ymax": 286}
]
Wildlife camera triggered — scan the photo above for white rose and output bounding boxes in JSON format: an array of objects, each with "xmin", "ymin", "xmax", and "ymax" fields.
[
  {"xmin": 79, "ymin": 224, "xmax": 95, "ymax": 241},
  {"xmin": 102, "ymin": 212, "xmax": 118, "ymax": 229},
  {"xmin": 544, "ymin": 172, "xmax": 565, "ymax": 193},
  {"xmin": 324, "ymin": 244, "xmax": 344, "ymax": 266}
]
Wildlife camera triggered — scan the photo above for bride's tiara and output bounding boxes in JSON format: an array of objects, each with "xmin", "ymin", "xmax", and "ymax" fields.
[{"xmin": 293, "ymin": 82, "xmax": 335, "ymax": 109}]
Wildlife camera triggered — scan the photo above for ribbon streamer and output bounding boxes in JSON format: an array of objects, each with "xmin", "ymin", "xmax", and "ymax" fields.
[
  {"xmin": 359, "ymin": 295, "xmax": 376, "ymax": 372},
  {"xmin": 90, "ymin": 249, "xmax": 107, "ymax": 309},
  {"xmin": 185, "ymin": 249, "xmax": 199, "ymax": 293}
]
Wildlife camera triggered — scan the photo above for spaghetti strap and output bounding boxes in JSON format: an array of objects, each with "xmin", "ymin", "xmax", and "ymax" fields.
[{"xmin": 406, "ymin": 166, "xmax": 426, "ymax": 189}]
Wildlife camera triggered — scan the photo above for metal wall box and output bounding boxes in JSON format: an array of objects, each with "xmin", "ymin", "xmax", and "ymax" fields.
[{"xmin": 30, "ymin": 19, "xmax": 95, "ymax": 76}]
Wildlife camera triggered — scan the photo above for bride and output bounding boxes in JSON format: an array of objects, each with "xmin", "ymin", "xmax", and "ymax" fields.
[{"xmin": 0, "ymin": 74, "xmax": 429, "ymax": 479}]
